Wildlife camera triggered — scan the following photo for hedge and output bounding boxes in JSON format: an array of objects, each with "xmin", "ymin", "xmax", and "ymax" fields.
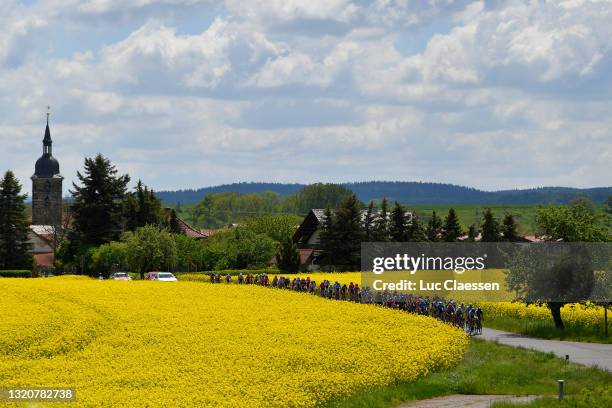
[
  {"xmin": 175, "ymin": 269, "xmax": 280, "ymax": 277},
  {"xmin": 0, "ymin": 270, "xmax": 34, "ymax": 278}
]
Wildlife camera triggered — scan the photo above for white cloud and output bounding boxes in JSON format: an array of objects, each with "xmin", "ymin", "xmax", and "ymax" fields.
[
  {"xmin": 224, "ymin": 0, "xmax": 359, "ymax": 23},
  {"xmin": 1, "ymin": 0, "xmax": 611, "ymax": 192}
]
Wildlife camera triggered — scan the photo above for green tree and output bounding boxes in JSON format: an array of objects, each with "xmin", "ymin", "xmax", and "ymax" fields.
[
  {"xmin": 603, "ymin": 196, "xmax": 612, "ymax": 231},
  {"xmin": 570, "ymin": 197, "xmax": 596, "ymax": 215},
  {"xmin": 122, "ymin": 225, "xmax": 178, "ymax": 279},
  {"xmin": 372, "ymin": 197, "xmax": 389, "ymax": 242},
  {"xmin": 481, "ymin": 208, "xmax": 500, "ymax": 242},
  {"xmin": 502, "ymin": 214, "xmax": 519, "ymax": 242},
  {"xmin": 166, "ymin": 209, "xmax": 183, "ymax": 234},
  {"xmin": 124, "ymin": 180, "xmax": 162, "ymax": 231},
  {"xmin": 505, "ymin": 245, "xmax": 597, "ymax": 330},
  {"xmin": 91, "ymin": 241, "xmax": 128, "ymax": 276},
  {"xmin": 426, "ymin": 210, "xmax": 442, "ymax": 242},
  {"xmin": 389, "ymin": 201, "xmax": 408, "ymax": 242},
  {"xmin": 0, "ymin": 171, "xmax": 32, "ymax": 270},
  {"xmin": 276, "ymin": 236, "xmax": 301, "ymax": 273},
  {"xmin": 467, "ymin": 224, "xmax": 477, "ymax": 242},
  {"xmin": 442, "ymin": 208, "xmax": 463, "ymax": 242},
  {"xmin": 536, "ymin": 201, "xmax": 610, "ymax": 242},
  {"xmin": 225, "ymin": 227, "xmax": 278, "ymax": 269},
  {"xmin": 362, "ymin": 201, "xmax": 375, "ymax": 241},
  {"xmin": 407, "ymin": 213, "xmax": 427, "ymax": 242},
  {"xmin": 69, "ymin": 154, "xmax": 130, "ymax": 248},
  {"xmin": 318, "ymin": 207, "xmax": 336, "ymax": 269},
  {"xmin": 291, "ymin": 183, "xmax": 357, "ymax": 214},
  {"xmin": 243, "ymin": 214, "xmax": 301, "ymax": 242},
  {"xmin": 333, "ymin": 194, "xmax": 363, "ymax": 270},
  {"xmin": 506, "ymin": 201, "xmax": 610, "ymax": 329},
  {"xmin": 174, "ymin": 234, "xmax": 201, "ymax": 272}
]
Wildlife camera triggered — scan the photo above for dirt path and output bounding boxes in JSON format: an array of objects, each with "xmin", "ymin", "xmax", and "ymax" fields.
[
  {"xmin": 479, "ymin": 328, "xmax": 612, "ymax": 371},
  {"xmin": 398, "ymin": 394, "xmax": 538, "ymax": 408}
]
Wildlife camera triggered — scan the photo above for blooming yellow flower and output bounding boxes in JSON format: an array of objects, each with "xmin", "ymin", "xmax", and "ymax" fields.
[
  {"xmin": 0, "ymin": 276, "xmax": 467, "ymax": 407},
  {"xmin": 475, "ymin": 301, "xmax": 606, "ymax": 329}
]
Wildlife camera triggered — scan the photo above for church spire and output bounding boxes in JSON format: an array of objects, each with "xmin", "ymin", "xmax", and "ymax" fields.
[{"xmin": 43, "ymin": 106, "xmax": 52, "ymax": 156}]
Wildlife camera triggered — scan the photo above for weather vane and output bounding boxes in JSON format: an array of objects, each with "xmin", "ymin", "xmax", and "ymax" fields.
[{"xmin": 46, "ymin": 106, "xmax": 51, "ymax": 124}]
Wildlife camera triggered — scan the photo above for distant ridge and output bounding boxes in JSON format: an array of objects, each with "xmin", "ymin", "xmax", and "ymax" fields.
[{"xmin": 157, "ymin": 181, "xmax": 612, "ymax": 206}]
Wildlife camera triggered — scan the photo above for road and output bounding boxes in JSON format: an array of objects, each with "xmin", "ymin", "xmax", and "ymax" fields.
[
  {"xmin": 399, "ymin": 395, "xmax": 538, "ymax": 408},
  {"xmin": 479, "ymin": 327, "xmax": 612, "ymax": 371}
]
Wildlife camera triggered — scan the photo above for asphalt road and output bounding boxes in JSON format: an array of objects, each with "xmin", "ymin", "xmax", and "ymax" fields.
[
  {"xmin": 399, "ymin": 395, "xmax": 538, "ymax": 408},
  {"xmin": 479, "ymin": 327, "xmax": 612, "ymax": 371}
]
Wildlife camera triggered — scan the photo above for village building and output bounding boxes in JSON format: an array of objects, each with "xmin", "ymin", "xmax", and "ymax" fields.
[
  {"xmin": 31, "ymin": 113, "xmax": 63, "ymax": 226},
  {"xmin": 176, "ymin": 216, "xmax": 209, "ymax": 239},
  {"xmin": 28, "ymin": 225, "xmax": 56, "ymax": 268},
  {"xmin": 28, "ymin": 114, "xmax": 63, "ymax": 269}
]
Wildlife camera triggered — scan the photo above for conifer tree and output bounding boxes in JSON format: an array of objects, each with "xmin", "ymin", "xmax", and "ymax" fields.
[
  {"xmin": 0, "ymin": 171, "xmax": 32, "ymax": 269},
  {"xmin": 442, "ymin": 208, "xmax": 463, "ymax": 242},
  {"xmin": 276, "ymin": 236, "xmax": 301, "ymax": 273},
  {"xmin": 168, "ymin": 209, "xmax": 183, "ymax": 234},
  {"xmin": 481, "ymin": 208, "xmax": 500, "ymax": 242},
  {"xmin": 467, "ymin": 224, "xmax": 477, "ymax": 242},
  {"xmin": 69, "ymin": 154, "xmax": 130, "ymax": 248},
  {"xmin": 318, "ymin": 207, "xmax": 336, "ymax": 269},
  {"xmin": 426, "ymin": 210, "xmax": 442, "ymax": 241},
  {"xmin": 389, "ymin": 201, "xmax": 408, "ymax": 241},
  {"xmin": 407, "ymin": 213, "xmax": 427, "ymax": 242},
  {"xmin": 123, "ymin": 193, "xmax": 139, "ymax": 232},
  {"xmin": 124, "ymin": 180, "xmax": 163, "ymax": 231},
  {"xmin": 333, "ymin": 194, "xmax": 363, "ymax": 269},
  {"xmin": 363, "ymin": 201, "xmax": 375, "ymax": 241},
  {"xmin": 502, "ymin": 214, "xmax": 519, "ymax": 242},
  {"xmin": 373, "ymin": 197, "xmax": 389, "ymax": 241}
]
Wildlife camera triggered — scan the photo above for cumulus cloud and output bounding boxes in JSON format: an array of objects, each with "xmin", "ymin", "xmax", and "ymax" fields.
[{"xmin": 1, "ymin": 0, "xmax": 611, "ymax": 192}]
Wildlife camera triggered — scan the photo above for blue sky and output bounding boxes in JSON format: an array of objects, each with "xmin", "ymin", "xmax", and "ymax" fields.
[{"xmin": 1, "ymin": 0, "xmax": 611, "ymax": 195}]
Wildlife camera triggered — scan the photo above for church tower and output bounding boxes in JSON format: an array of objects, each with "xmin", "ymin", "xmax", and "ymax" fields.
[{"xmin": 31, "ymin": 112, "xmax": 63, "ymax": 226}]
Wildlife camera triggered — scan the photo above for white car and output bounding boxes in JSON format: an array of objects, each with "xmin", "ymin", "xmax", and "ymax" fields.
[
  {"xmin": 110, "ymin": 272, "xmax": 132, "ymax": 281},
  {"xmin": 155, "ymin": 272, "xmax": 178, "ymax": 282}
]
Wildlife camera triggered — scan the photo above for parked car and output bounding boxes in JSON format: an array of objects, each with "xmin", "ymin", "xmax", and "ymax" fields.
[
  {"xmin": 110, "ymin": 272, "xmax": 132, "ymax": 281},
  {"xmin": 145, "ymin": 272, "xmax": 178, "ymax": 282},
  {"xmin": 145, "ymin": 272, "xmax": 159, "ymax": 281},
  {"xmin": 156, "ymin": 272, "xmax": 178, "ymax": 282}
]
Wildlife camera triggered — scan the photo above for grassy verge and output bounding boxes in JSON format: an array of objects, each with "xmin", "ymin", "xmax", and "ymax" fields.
[
  {"xmin": 325, "ymin": 339, "xmax": 611, "ymax": 408},
  {"xmin": 484, "ymin": 316, "xmax": 611, "ymax": 344}
]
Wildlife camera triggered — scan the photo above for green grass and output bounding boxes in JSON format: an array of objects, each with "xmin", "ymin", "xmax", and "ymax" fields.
[
  {"xmin": 324, "ymin": 339, "xmax": 611, "ymax": 408},
  {"xmin": 484, "ymin": 315, "xmax": 612, "ymax": 344},
  {"xmin": 492, "ymin": 384, "xmax": 612, "ymax": 408}
]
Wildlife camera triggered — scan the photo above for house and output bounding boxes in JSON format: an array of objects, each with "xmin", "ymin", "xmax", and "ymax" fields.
[
  {"xmin": 28, "ymin": 225, "xmax": 56, "ymax": 268},
  {"xmin": 293, "ymin": 208, "xmax": 412, "ymax": 271},
  {"xmin": 176, "ymin": 217, "xmax": 209, "ymax": 239}
]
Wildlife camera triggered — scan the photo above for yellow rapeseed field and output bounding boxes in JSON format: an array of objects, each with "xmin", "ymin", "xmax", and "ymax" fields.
[
  {"xmin": 0, "ymin": 276, "xmax": 467, "ymax": 407},
  {"xmin": 475, "ymin": 302, "xmax": 605, "ymax": 329}
]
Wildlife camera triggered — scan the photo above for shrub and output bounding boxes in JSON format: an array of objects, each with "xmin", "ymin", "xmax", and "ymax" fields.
[{"xmin": 0, "ymin": 270, "xmax": 33, "ymax": 278}]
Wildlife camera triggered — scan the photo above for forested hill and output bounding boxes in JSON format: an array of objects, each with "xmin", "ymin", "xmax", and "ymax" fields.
[
  {"xmin": 157, "ymin": 183, "xmax": 304, "ymax": 204},
  {"xmin": 157, "ymin": 182, "xmax": 612, "ymax": 205}
]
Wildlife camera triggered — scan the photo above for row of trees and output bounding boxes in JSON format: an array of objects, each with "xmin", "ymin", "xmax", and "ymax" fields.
[
  {"xmin": 182, "ymin": 183, "xmax": 355, "ymax": 228},
  {"xmin": 316, "ymin": 196, "xmax": 526, "ymax": 270},
  {"xmin": 90, "ymin": 216, "xmax": 298, "ymax": 278},
  {"xmin": 58, "ymin": 155, "xmax": 183, "ymax": 272}
]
